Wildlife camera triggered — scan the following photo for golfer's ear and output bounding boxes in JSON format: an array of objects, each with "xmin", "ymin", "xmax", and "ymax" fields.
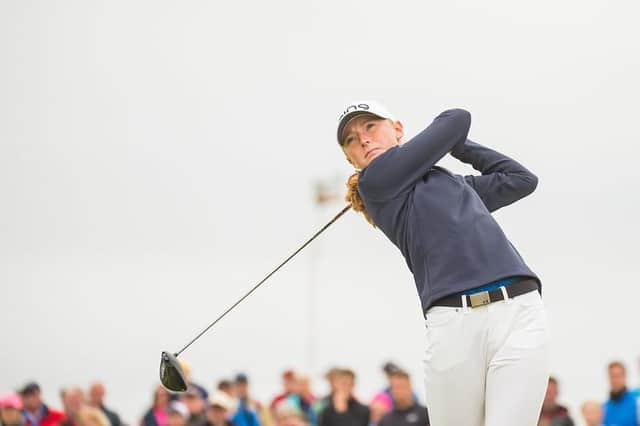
[{"xmin": 393, "ymin": 120, "xmax": 404, "ymax": 142}]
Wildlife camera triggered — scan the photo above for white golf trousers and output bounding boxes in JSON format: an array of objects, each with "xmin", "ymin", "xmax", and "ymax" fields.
[{"xmin": 423, "ymin": 289, "xmax": 549, "ymax": 426}]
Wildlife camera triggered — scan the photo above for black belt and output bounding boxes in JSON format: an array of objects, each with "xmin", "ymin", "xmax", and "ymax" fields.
[{"xmin": 427, "ymin": 279, "xmax": 539, "ymax": 311}]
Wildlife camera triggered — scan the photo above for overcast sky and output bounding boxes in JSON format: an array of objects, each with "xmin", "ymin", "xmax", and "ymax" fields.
[{"xmin": 1, "ymin": 1, "xmax": 639, "ymax": 425}]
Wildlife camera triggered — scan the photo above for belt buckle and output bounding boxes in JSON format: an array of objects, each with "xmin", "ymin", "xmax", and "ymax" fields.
[{"xmin": 469, "ymin": 291, "xmax": 491, "ymax": 308}]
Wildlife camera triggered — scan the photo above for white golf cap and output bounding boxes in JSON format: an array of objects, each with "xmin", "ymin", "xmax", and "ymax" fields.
[
  {"xmin": 336, "ymin": 100, "xmax": 395, "ymax": 144},
  {"xmin": 208, "ymin": 391, "xmax": 236, "ymax": 412},
  {"xmin": 168, "ymin": 401, "xmax": 189, "ymax": 418}
]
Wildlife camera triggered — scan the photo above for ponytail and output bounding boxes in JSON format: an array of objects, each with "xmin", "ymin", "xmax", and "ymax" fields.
[{"xmin": 345, "ymin": 172, "xmax": 375, "ymax": 226}]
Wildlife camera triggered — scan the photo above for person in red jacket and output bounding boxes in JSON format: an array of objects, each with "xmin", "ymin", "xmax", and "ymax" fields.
[{"xmin": 19, "ymin": 383, "xmax": 65, "ymax": 426}]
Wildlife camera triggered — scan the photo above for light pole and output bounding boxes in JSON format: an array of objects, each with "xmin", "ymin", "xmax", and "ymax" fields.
[{"xmin": 307, "ymin": 175, "xmax": 345, "ymax": 375}]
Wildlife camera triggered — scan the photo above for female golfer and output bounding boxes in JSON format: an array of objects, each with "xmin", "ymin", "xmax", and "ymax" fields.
[{"xmin": 337, "ymin": 101, "xmax": 548, "ymax": 426}]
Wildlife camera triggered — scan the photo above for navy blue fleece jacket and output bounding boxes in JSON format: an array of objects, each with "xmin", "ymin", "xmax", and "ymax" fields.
[{"xmin": 357, "ymin": 109, "xmax": 540, "ymax": 311}]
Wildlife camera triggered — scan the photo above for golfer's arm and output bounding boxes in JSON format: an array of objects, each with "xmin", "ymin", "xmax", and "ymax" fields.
[
  {"xmin": 451, "ymin": 139, "xmax": 538, "ymax": 212},
  {"xmin": 362, "ymin": 108, "xmax": 471, "ymax": 199}
]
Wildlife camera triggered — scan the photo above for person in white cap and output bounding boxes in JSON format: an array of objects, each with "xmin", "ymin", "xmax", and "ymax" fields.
[
  {"xmin": 336, "ymin": 101, "xmax": 548, "ymax": 426},
  {"xmin": 168, "ymin": 401, "xmax": 189, "ymax": 426},
  {"xmin": 205, "ymin": 393, "xmax": 235, "ymax": 426}
]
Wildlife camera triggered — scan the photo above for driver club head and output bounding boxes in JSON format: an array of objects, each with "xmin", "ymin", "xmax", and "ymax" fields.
[{"xmin": 159, "ymin": 351, "xmax": 188, "ymax": 392}]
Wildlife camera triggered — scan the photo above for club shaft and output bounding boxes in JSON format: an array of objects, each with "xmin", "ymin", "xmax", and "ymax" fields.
[{"xmin": 175, "ymin": 204, "xmax": 352, "ymax": 357}]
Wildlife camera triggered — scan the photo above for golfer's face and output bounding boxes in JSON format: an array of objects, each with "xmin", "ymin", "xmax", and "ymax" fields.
[{"xmin": 341, "ymin": 115, "xmax": 403, "ymax": 170}]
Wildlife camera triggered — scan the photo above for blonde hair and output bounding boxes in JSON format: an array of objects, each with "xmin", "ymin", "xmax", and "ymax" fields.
[
  {"xmin": 77, "ymin": 406, "xmax": 110, "ymax": 426},
  {"xmin": 346, "ymin": 172, "xmax": 375, "ymax": 226}
]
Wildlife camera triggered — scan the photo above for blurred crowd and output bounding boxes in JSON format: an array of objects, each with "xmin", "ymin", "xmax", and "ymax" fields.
[
  {"xmin": 2, "ymin": 360, "xmax": 639, "ymax": 426},
  {"xmin": 538, "ymin": 361, "xmax": 639, "ymax": 426}
]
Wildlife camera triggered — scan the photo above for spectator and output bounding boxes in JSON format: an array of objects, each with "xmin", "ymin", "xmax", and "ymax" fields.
[
  {"xmin": 215, "ymin": 383, "xmax": 233, "ymax": 400},
  {"xmin": 76, "ymin": 407, "xmax": 109, "ymax": 426},
  {"xmin": 279, "ymin": 399, "xmax": 312, "ymax": 425},
  {"xmin": 179, "ymin": 362, "xmax": 208, "ymax": 402},
  {"xmin": 270, "ymin": 372, "xmax": 297, "ymax": 410},
  {"xmin": 88, "ymin": 383, "xmax": 121, "ymax": 426},
  {"xmin": 167, "ymin": 402, "xmax": 189, "ymax": 426},
  {"xmin": 312, "ymin": 369, "xmax": 339, "ymax": 417},
  {"xmin": 233, "ymin": 376, "xmax": 260, "ymax": 412},
  {"xmin": 603, "ymin": 361, "xmax": 640, "ymax": 426},
  {"xmin": 368, "ymin": 397, "xmax": 389, "ymax": 426},
  {"xmin": 142, "ymin": 385, "xmax": 171, "ymax": 426},
  {"xmin": 60, "ymin": 388, "xmax": 86, "ymax": 426},
  {"xmin": 297, "ymin": 378, "xmax": 315, "ymax": 407},
  {"xmin": 205, "ymin": 393, "xmax": 235, "ymax": 426},
  {"xmin": 378, "ymin": 371, "xmax": 428, "ymax": 426},
  {"xmin": 271, "ymin": 372, "xmax": 313, "ymax": 425},
  {"xmin": 273, "ymin": 403, "xmax": 307, "ymax": 426},
  {"xmin": 274, "ymin": 400, "xmax": 311, "ymax": 426},
  {"xmin": 368, "ymin": 362, "xmax": 400, "ymax": 425},
  {"xmin": 370, "ymin": 362, "xmax": 420, "ymax": 426},
  {"xmin": 0, "ymin": 392, "xmax": 25, "ymax": 426},
  {"xmin": 19, "ymin": 383, "xmax": 66, "ymax": 426},
  {"xmin": 317, "ymin": 369, "xmax": 368, "ymax": 426},
  {"xmin": 538, "ymin": 377, "xmax": 574, "ymax": 426},
  {"xmin": 580, "ymin": 401, "xmax": 603, "ymax": 426},
  {"xmin": 180, "ymin": 387, "xmax": 206, "ymax": 426},
  {"xmin": 231, "ymin": 375, "xmax": 259, "ymax": 426}
]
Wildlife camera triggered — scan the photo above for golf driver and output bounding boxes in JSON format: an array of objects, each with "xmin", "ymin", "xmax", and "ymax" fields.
[{"xmin": 160, "ymin": 204, "xmax": 352, "ymax": 392}]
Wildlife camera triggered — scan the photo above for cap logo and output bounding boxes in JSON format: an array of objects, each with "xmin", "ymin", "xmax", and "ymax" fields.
[{"xmin": 339, "ymin": 103, "xmax": 369, "ymax": 121}]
